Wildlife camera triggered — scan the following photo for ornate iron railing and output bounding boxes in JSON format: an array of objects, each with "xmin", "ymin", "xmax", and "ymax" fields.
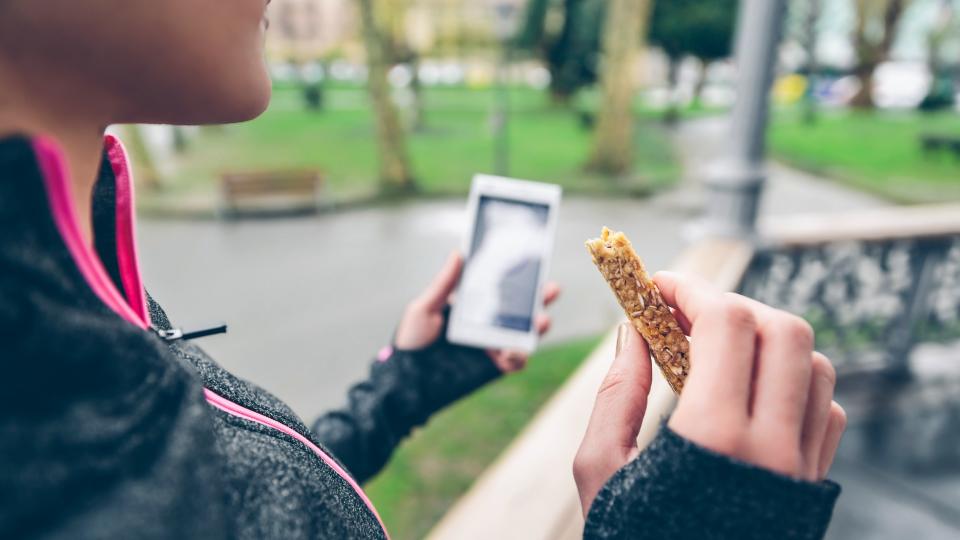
[{"xmin": 740, "ymin": 235, "xmax": 960, "ymax": 377}]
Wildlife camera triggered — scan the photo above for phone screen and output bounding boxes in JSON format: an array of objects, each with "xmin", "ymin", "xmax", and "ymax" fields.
[{"xmin": 458, "ymin": 195, "xmax": 550, "ymax": 332}]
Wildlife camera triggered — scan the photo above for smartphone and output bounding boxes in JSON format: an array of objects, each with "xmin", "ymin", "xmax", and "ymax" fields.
[{"xmin": 447, "ymin": 174, "xmax": 562, "ymax": 353}]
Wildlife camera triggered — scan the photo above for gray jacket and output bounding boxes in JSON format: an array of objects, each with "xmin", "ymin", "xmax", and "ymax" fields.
[{"xmin": 0, "ymin": 135, "xmax": 500, "ymax": 539}]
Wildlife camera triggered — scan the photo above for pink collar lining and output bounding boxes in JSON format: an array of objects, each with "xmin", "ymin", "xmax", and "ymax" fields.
[
  {"xmin": 31, "ymin": 135, "xmax": 149, "ymax": 329},
  {"xmin": 104, "ymin": 135, "xmax": 149, "ymax": 327}
]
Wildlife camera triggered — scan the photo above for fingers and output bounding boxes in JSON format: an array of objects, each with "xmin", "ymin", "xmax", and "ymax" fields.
[
  {"xmin": 542, "ymin": 281, "xmax": 561, "ymax": 307},
  {"xmin": 418, "ymin": 252, "xmax": 463, "ymax": 311},
  {"xmin": 487, "ymin": 282, "xmax": 559, "ymax": 374},
  {"xmin": 574, "ymin": 323, "xmax": 653, "ymax": 515},
  {"xmin": 656, "ymin": 272, "xmax": 780, "ymax": 329},
  {"xmin": 800, "ymin": 352, "xmax": 836, "ymax": 480},
  {"xmin": 752, "ymin": 314, "xmax": 814, "ymax": 447},
  {"xmin": 535, "ymin": 283, "xmax": 559, "ymax": 336},
  {"xmin": 817, "ymin": 402, "xmax": 846, "ymax": 480},
  {"xmin": 489, "ymin": 350, "xmax": 528, "ymax": 373},
  {"xmin": 680, "ymin": 295, "xmax": 758, "ymax": 418},
  {"xmin": 535, "ymin": 314, "xmax": 551, "ymax": 336},
  {"xmin": 659, "ymin": 271, "xmax": 847, "ymax": 483},
  {"xmin": 582, "ymin": 324, "xmax": 653, "ymax": 458},
  {"xmin": 653, "ymin": 271, "xmax": 722, "ymax": 327}
]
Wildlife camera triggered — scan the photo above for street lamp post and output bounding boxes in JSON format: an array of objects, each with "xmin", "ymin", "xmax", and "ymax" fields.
[
  {"xmin": 492, "ymin": 1, "xmax": 519, "ymax": 176},
  {"xmin": 699, "ymin": 0, "xmax": 789, "ymax": 239}
]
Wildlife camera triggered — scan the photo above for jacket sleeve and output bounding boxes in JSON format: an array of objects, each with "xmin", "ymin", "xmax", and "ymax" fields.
[
  {"xmin": 311, "ymin": 324, "xmax": 501, "ymax": 484},
  {"xmin": 584, "ymin": 424, "xmax": 841, "ymax": 540}
]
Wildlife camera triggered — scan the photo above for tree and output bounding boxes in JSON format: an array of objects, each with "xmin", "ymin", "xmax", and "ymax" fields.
[
  {"xmin": 850, "ymin": 0, "xmax": 910, "ymax": 109},
  {"xmin": 515, "ymin": 0, "xmax": 606, "ymax": 103},
  {"xmin": 649, "ymin": 0, "xmax": 738, "ymax": 116},
  {"xmin": 788, "ymin": 0, "xmax": 823, "ymax": 123},
  {"xmin": 357, "ymin": 0, "xmax": 415, "ymax": 194},
  {"xmin": 919, "ymin": 0, "xmax": 957, "ymax": 111},
  {"xmin": 585, "ymin": 0, "xmax": 652, "ymax": 175},
  {"xmin": 374, "ymin": 0, "xmax": 426, "ymax": 130}
]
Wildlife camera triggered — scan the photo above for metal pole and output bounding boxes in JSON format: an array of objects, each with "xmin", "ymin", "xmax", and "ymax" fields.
[
  {"xmin": 492, "ymin": 2, "xmax": 516, "ymax": 177},
  {"xmin": 493, "ymin": 0, "xmax": 519, "ymax": 176},
  {"xmin": 700, "ymin": 0, "xmax": 788, "ymax": 239},
  {"xmin": 494, "ymin": 47, "xmax": 511, "ymax": 176}
]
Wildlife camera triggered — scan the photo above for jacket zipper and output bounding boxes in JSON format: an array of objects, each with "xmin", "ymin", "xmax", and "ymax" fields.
[
  {"xmin": 203, "ymin": 389, "xmax": 389, "ymax": 537},
  {"xmin": 152, "ymin": 323, "xmax": 228, "ymax": 342}
]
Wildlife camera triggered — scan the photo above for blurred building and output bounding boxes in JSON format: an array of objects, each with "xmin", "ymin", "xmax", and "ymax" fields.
[
  {"xmin": 265, "ymin": 0, "xmax": 528, "ymax": 61},
  {"xmin": 403, "ymin": 0, "xmax": 527, "ymax": 54},
  {"xmin": 266, "ymin": 0, "xmax": 358, "ymax": 60}
]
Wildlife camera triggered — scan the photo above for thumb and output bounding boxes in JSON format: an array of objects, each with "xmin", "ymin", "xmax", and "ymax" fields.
[
  {"xmin": 586, "ymin": 323, "xmax": 653, "ymax": 458},
  {"xmin": 574, "ymin": 323, "xmax": 653, "ymax": 515},
  {"xmin": 418, "ymin": 252, "xmax": 463, "ymax": 311}
]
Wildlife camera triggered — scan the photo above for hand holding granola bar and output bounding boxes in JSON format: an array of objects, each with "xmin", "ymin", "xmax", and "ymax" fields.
[{"xmin": 574, "ymin": 244, "xmax": 847, "ymax": 524}]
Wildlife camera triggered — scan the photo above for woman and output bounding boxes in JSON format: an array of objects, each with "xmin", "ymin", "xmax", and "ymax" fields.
[{"xmin": 0, "ymin": 1, "xmax": 845, "ymax": 539}]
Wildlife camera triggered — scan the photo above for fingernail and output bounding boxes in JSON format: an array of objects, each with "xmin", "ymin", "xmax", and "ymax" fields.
[{"xmin": 616, "ymin": 322, "xmax": 630, "ymax": 357}]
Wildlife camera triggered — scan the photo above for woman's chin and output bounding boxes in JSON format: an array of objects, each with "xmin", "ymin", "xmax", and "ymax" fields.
[
  {"xmin": 188, "ymin": 77, "xmax": 273, "ymax": 125},
  {"xmin": 229, "ymin": 83, "xmax": 272, "ymax": 123}
]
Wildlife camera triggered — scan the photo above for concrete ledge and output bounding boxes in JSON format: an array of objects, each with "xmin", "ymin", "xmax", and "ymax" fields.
[
  {"xmin": 427, "ymin": 239, "xmax": 754, "ymax": 540},
  {"xmin": 760, "ymin": 203, "xmax": 960, "ymax": 245}
]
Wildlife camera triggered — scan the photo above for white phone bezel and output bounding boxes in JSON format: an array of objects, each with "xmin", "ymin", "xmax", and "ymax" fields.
[{"xmin": 446, "ymin": 174, "xmax": 562, "ymax": 353}]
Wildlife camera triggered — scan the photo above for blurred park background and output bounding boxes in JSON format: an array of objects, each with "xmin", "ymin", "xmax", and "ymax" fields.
[{"xmin": 126, "ymin": 0, "xmax": 960, "ymax": 538}]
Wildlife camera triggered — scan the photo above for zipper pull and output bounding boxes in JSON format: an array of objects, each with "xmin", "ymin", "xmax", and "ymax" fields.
[{"xmin": 153, "ymin": 323, "xmax": 228, "ymax": 342}]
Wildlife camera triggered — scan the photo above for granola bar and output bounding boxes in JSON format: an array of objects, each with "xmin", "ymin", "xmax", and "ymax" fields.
[{"xmin": 586, "ymin": 227, "xmax": 690, "ymax": 394}]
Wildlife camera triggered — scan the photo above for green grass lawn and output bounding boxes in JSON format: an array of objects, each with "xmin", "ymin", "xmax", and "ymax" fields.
[
  {"xmin": 769, "ymin": 109, "xmax": 960, "ymax": 203},
  {"xmin": 151, "ymin": 85, "xmax": 678, "ymax": 208},
  {"xmin": 363, "ymin": 335, "xmax": 602, "ymax": 540}
]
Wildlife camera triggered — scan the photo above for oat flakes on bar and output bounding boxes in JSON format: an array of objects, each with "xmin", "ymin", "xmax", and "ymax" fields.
[{"xmin": 586, "ymin": 227, "xmax": 690, "ymax": 394}]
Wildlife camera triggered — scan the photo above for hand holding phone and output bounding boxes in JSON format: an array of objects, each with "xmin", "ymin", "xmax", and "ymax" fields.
[
  {"xmin": 394, "ymin": 251, "xmax": 560, "ymax": 372},
  {"xmin": 447, "ymin": 175, "xmax": 562, "ymax": 353}
]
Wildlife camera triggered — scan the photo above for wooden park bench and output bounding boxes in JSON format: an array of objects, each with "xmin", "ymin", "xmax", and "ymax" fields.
[
  {"xmin": 919, "ymin": 133, "xmax": 960, "ymax": 159},
  {"xmin": 218, "ymin": 170, "xmax": 326, "ymax": 218}
]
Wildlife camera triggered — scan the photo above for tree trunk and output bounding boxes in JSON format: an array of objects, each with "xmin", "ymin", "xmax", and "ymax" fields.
[
  {"xmin": 850, "ymin": 63, "xmax": 877, "ymax": 108},
  {"xmin": 585, "ymin": 0, "xmax": 651, "ymax": 176},
  {"xmin": 850, "ymin": 0, "xmax": 907, "ymax": 109},
  {"xmin": 358, "ymin": 0, "xmax": 415, "ymax": 194},
  {"xmin": 693, "ymin": 60, "xmax": 709, "ymax": 107},
  {"xmin": 922, "ymin": 0, "xmax": 953, "ymax": 104},
  {"xmin": 663, "ymin": 56, "xmax": 681, "ymax": 124},
  {"xmin": 801, "ymin": 0, "xmax": 821, "ymax": 124},
  {"xmin": 410, "ymin": 54, "xmax": 425, "ymax": 131}
]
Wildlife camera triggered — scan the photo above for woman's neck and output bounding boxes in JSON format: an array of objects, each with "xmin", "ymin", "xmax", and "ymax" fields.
[
  {"xmin": 0, "ymin": 101, "xmax": 106, "ymax": 248},
  {"xmin": 45, "ymin": 124, "xmax": 106, "ymax": 247}
]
